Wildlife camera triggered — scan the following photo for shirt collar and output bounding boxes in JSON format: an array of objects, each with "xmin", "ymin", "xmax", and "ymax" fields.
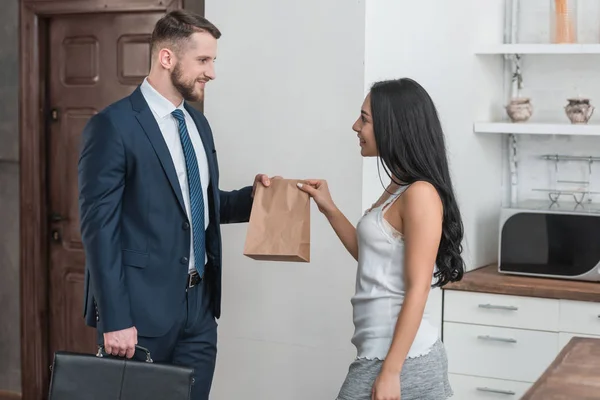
[{"xmin": 140, "ymin": 77, "xmax": 185, "ymax": 119}]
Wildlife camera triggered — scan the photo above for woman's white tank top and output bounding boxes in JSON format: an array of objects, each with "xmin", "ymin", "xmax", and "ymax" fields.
[{"xmin": 350, "ymin": 185, "xmax": 439, "ymax": 360}]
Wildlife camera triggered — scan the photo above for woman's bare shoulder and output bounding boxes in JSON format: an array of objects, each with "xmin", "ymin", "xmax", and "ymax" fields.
[{"xmin": 401, "ymin": 181, "xmax": 442, "ymax": 215}]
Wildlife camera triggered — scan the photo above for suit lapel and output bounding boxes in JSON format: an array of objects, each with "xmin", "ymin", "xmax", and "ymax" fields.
[{"xmin": 131, "ymin": 88, "xmax": 186, "ymax": 213}]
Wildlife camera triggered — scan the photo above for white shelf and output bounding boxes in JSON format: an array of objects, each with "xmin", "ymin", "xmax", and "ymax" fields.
[
  {"xmin": 474, "ymin": 122, "xmax": 600, "ymax": 136},
  {"xmin": 475, "ymin": 44, "xmax": 600, "ymax": 55}
]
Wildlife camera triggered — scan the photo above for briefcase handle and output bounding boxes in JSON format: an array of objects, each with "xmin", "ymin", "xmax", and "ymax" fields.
[{"xmin": 96, "ymin": 344, "xmax": 153, "ymax": 363}]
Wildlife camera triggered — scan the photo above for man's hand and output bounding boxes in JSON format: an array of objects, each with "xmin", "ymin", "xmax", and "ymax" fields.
[
  {"xmin": 251, "ymin": 174, "xmax": 281, "ymax": 197},
  {"xmin": 103, "ymin": 326, "xmax": 138, "ymax": 359}
]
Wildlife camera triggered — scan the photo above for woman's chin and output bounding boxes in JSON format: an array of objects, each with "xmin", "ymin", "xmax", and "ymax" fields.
[{"xmin": 360, "ymin": 148, "xmax": 376, "ymax": 157}]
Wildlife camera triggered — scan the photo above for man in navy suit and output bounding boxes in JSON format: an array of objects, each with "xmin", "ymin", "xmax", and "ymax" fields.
[{"xmin": 78, "ymin": 10, "xmax": 272, "ymax": 399}]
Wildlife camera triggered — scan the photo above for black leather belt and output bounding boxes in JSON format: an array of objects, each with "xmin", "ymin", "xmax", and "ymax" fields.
[{"xmin": 186, "ymin": 271, "xmax": 202, "ymax": 289}]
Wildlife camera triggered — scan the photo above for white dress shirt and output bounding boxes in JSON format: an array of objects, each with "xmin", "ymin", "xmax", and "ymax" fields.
[{"xmin": 140, "ymin": 78, "xmax": 210, "ymax": 273}]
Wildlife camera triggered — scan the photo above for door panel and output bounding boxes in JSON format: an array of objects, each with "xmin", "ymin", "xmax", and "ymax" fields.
[{"xmin": 47, "ymin": 11, "xmax": 163, "ymax": 358}]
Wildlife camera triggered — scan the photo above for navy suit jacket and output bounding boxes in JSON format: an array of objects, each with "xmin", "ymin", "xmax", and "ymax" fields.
[{"xmin": 78, "ymin": 86, "xmax": 253, "ymax": 337}]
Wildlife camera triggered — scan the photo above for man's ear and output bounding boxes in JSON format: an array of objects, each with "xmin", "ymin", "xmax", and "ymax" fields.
[{"xmin": 158, "ymin": 47, "xmax": 176, "ymax": 70}]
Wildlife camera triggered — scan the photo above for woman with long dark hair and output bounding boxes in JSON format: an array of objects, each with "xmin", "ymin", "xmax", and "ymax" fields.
[{"xmin": 298, "ymin": 78, "xmax": 464, "ymax": 400}]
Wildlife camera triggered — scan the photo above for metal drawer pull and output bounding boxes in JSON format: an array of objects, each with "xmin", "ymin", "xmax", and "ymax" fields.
[
  {"xmin": 477, "ymin": 335, "xmax": 517, "ymax": 343},
  {"xmin": 478, "ymin": 304, "xmax": 518, "ymax": 311},
  {"xmin": 476, "ymin": 387, "xmax": 516, "ymax": 395}
]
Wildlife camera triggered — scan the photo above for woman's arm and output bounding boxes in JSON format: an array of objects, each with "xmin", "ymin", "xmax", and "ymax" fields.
[
  {"xmin": 372, "ymin": 181, "xmax": 443, "ymax": 399},
  {"xmin": 297, "ymin": 180, "xmax": 358, "ymax": 261},
  {"xmin": 324, "ymin": 207, "xmax": 358, "ymax": 261}
]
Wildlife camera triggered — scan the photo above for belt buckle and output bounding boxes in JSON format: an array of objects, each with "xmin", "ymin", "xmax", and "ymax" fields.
[{"xmin": 188, "ymin": 273, "xmax": 197, "ymax": 288}]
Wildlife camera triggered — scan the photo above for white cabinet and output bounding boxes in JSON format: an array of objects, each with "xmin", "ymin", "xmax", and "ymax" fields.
[
  {"xmin": 443, "ymin": 290, "xmax": 600, "ymax": 396},
  {"xmin": 444, "ymin": 291, "xmax": 559, "ymax": 331},
  {"xmin": 444, "ymin": 322, "xmax": 558, "ymax": 382},
  {"xmin": 559, "ymin": 299, "xmax": 600, "ymax": 336},
  {"xmin": 558, "ymin": 332, "xmax": 600, "ymax": 349}
]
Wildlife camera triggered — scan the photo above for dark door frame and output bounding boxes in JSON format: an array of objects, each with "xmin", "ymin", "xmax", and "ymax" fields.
[{"xmin": 18, "ymin": 0, "xmax": 190, "ymax": 398}]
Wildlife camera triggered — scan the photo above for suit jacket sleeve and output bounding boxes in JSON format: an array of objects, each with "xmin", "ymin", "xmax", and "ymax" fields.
[
  {"xmin": 78, "ymin": 112, "xmax": 133, "ymax": 333},
  {"xmin": 219, "ymin": 186, "xmax": 254, "ymax": 224}
]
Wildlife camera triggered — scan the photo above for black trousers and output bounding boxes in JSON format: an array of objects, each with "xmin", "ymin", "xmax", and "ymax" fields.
[{"xmin": 97, "ymin": 280, "xmax": 218, "ymax": 400}]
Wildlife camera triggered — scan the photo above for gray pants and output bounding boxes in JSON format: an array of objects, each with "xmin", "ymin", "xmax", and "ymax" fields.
[{"xmin": 336, "ymin": 339, "xmax": 453, "ymax": 400}]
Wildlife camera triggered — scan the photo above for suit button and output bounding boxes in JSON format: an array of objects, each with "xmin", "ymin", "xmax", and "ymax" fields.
[
  {"xmin": 180, "ymin": 257, "xmax": 189, "ymax": 264},
  {"xmin": 182, "ymin": 222, "xmax": 190, "ymax": 230}
]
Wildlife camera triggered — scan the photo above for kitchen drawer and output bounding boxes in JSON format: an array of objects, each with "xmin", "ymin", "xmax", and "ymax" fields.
[
  {"xmin": 449, "ymin": 373, "xmax": 531, "ymax": 399},
  {"xmin": 558, "ymin": 332, "xmax": 600, "ymax": 349},
  {"xmin": 559, "ymin": 299, "xmax": 600, "ymax": 336},
  {"xmin": 444, "ymin": 291, "xmax": 559, "ymax": 332},
  {"xmin": 444, "ymin": 322, "xmax": 559, "ymax": 382}
]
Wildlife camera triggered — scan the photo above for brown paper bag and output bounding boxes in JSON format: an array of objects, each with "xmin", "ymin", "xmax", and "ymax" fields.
[{"xmin": 243, "ymin": 178, "xmax": 310, "ymax": 262}]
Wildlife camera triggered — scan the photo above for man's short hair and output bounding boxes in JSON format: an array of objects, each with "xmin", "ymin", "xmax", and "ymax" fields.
[{"xmin": 150, "ymin": 10, "xmax": 221, "ymax": 55}]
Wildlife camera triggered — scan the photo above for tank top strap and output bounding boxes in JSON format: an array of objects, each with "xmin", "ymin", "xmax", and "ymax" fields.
[{"xmin": 381, "ymin": 184, "xmax": 410, "ymax": 211}]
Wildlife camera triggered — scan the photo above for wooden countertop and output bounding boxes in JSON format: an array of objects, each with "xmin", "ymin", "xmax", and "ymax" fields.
[
  {"xmin": 443, "ymin": 264, "xmax": 600, "ymax": 302},
  {"xmin": 522, "ymin": 337, "xmax": 600, "ymax": 399}
]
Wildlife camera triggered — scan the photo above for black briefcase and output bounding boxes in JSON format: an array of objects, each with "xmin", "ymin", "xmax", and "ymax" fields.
[{"xmin": 48, "ymin": 345, "xmax": 195, "ymax": 400}]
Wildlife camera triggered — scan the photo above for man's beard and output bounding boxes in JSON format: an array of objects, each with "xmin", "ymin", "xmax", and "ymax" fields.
[{"xmin": 170, "ymin": 63, "xmax": 203, "ymax": 102}]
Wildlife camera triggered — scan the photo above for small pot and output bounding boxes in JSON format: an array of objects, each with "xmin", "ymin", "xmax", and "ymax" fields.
[
  {"xmin": 506, "ymin": 97, "xmax": 533, "ymax": 122},
  {"xmin": 565, "ymin": 98, "xmax": 594, "ymax": 124}
]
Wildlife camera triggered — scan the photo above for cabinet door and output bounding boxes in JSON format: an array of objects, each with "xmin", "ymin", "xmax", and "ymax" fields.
[{"xmin": 559, "ymin": 299, "xmax": 600, "ymax": 336}]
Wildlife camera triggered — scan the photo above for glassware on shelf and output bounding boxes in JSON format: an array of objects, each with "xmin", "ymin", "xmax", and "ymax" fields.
[
  {"xmin": 551, "ymin": 0, "xmax": 578, "ymax": 43},
  {"xmin": 534, "ymin": 154, "xmax": 598, "ymax": 206}
]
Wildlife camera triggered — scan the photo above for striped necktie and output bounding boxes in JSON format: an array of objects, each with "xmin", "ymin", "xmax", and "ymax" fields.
[{"xmin": 171, "ymin": 108, "xmax": 205, "ymax": 277}]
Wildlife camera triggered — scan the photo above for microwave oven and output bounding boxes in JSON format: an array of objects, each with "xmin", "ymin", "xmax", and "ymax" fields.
[{"xmin": 498, "ymin": 201, "xmax": 600, "ymax": 282}]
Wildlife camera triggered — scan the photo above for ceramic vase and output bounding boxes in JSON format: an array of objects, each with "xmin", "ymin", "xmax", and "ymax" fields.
[
  {"xmin": 506, "ymin": 98, "xmax": 533, "ymax": 123},
  {"xmin": 565, "ymin": 98, "xmax": 594, "ymax": 124}
]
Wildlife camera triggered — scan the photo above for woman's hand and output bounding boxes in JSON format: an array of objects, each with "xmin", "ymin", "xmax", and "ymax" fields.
[
  {"xmin": 371, "ymin": 370, "xmax": 401, "ymax": 400},
  {"xmin": 298, "ymin": 179, "xmax": 358, "ymax": 260},
  {"xmin": 297, "ymin": 180, "xmax": 337, "ymax": 217}
]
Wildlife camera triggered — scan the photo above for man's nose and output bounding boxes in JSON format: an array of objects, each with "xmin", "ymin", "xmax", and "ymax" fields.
[{"xmin": 206, "ymin": 63, "xmax": 216, "ymax": 80}]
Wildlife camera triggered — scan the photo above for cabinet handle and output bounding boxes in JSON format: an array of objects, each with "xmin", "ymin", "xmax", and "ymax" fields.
[
  {"xmin": 477, "ymin": 335, "xmax": 517, "ymax": 343},
  {"xmin": 478, "ymin": 303, "xmax": 518, "ymax": 311},
  {"xmin": 476, "ymin": 387, "xmax": 516, "ymax": 395}
]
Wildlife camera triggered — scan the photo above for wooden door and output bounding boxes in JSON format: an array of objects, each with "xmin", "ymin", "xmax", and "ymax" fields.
[{"xmin": 47, "ymin": 11, "xmax": 163, "ymax": 357}]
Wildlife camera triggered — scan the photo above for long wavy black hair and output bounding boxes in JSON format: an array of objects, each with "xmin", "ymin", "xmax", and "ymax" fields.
[{"xmin": 370, "ymin": 78, "xmax": 465, "ymax": 287}]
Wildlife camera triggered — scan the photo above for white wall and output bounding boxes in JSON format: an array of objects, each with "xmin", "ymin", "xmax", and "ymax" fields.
[
  {"xmin": 363, "ymin": 0, "xmax": 506, "ymax": 274},
  {"xmin": 204, "ymin": 1, "xmax": 365, "ymax": 399},
  {"xmin": 203, "ymin": 0, "xmax": 521, "ymax": 397}
]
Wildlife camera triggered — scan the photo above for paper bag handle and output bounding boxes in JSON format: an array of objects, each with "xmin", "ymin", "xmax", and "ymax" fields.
[{"xmin": 96, "ymin": 344, "xmax": 153, "ymax": 363}]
